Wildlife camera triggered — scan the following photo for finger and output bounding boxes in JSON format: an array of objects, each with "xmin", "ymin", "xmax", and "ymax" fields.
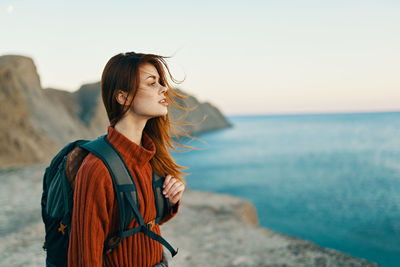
[
  {"xmin": 163, "ymin": 174, "xmax": 172, "ymax": 188},
  {"xmin": 166, "ymin": 180, "xmax": 180, "ymax": 197},
  {"xmin": 168, "ymin": 182, "xmax": 184, "ymax": 196},
  {"xmin": 163, "ymin": 177, "xmax": 177, "ymax": 194},
  {"xmin": 165, "ymin": 181, "xmax": 181, "ymax": 197},
  {"xmin": 169, "ymin": 187, "xmax": 184, "ymax": 204},
  {"xmin": 168, "ymin": 184, "xmax": 185, "ymax": 199}
]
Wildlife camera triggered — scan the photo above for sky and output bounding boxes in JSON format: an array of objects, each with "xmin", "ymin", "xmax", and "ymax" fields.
[{"xmin": 1, "ymin": 0, "xmax": 399, "ymax": 116}]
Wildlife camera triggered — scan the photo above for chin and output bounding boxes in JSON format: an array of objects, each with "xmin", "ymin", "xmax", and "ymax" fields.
[{"xmin": 151, "ymin": 111, "xmax": 168, "ymax": 118}]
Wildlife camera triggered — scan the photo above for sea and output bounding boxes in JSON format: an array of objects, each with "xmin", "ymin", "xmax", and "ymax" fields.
[{"xmin": 170, "ymin": 111, "xmax": 400, "ymax": 267}]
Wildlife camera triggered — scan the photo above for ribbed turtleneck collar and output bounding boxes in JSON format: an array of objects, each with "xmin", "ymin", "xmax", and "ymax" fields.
[{"xmin": 106, "ymin": 125, "xmax": 156, "ymax": 166}]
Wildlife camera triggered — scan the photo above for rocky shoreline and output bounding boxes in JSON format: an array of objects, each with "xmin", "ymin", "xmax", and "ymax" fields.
[{"xmin": 0, "ymin": 165, "xmax": 381, "ymax": 267}]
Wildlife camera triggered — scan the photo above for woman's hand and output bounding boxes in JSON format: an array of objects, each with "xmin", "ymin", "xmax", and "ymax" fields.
[{"xmin": 162, "ymin": 174, "xmax": 185, "ymax": 206}]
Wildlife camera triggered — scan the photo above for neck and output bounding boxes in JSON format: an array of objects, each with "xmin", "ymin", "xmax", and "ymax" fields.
[{"xmin": 114, "ymin": 112, "xmax": 148, "ymax": 146}]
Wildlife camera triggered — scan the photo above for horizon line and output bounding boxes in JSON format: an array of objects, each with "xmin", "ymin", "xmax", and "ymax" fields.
[{"xmin": 225, "ymin": 109, "xmax": 400, "ymax": 117}]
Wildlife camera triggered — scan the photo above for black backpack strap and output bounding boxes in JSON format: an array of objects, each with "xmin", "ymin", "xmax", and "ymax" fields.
[
  {"xmin": 152, "ymin": 171, "xmax": 171, "ymax": 224},
  {"xmin": 80, "ymin": 135, "xmax": 178, "ymax": 257},
  {"xmin": 80, "ymin": 135, "xmax": 139, "ymax": 248},
  {"xmin": 120, "ymin": 225, "xmax": 178, "ymax": 257}
]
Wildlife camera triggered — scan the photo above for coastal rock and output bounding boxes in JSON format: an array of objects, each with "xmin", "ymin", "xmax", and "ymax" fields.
[
  {"xmin": 168, "ymin": 88, "xmax": 232, "ymax": 135},
  {"xmin": 0, "ymin": 165, "xmax": 381, "ymax": 267},
  {"xmin": 0, "ymin": 56, "xmax": 59, "ymax": 167},
  {"xmin": 0, "ymin": 55, "xmax": 231, "ymax": 168},
  {"xmin": 0, "ymin": 55, "xmax": 92, "ymax": 146},
  {"xmin": 43, "ymin": 82, "xmax": 108, "ymax": 137}
]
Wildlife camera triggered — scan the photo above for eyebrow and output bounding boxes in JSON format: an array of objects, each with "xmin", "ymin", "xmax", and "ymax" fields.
[{"xmin": 145, "ymin": 75, "xmax": 159, "ymax": 80}]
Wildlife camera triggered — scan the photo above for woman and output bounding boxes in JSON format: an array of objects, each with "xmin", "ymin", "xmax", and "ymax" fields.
[{"xmin": 68, "ymin": 52, "xmax": 192, "ymax": 267}]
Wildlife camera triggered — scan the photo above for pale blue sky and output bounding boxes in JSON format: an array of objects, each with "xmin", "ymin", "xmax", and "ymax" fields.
[{"xmin": 2, "ymin": 0, "xmax": 399, "ymax": 115}]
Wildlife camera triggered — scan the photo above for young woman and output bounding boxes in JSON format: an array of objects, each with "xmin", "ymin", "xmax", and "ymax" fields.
[{"xmin": 67, "ymin": 52, "xmax": 192, "ymax": 267}]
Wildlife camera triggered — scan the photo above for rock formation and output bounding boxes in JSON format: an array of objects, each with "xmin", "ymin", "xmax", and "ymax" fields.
[
  {"xmin": 168, "ymin": 88, "xmax": 232, "ymax": 135},
  {"xmin": 0, "ymin": 55, "xmax": 59, "ymax": 167}
]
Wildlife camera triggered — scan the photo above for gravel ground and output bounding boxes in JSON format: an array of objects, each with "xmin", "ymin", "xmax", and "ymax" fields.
[{"xmin": 0, "ymin": 164, "xmax": 382, "ymax": 267}]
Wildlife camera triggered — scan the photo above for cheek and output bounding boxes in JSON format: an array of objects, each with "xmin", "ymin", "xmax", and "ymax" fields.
[
  {"xmin": 134, "ymin": 90, "xmax": 154, "ymax": 102},
  {"xmin": 131, "ymin": 91, "xmax": 157, "ymax": 111}
]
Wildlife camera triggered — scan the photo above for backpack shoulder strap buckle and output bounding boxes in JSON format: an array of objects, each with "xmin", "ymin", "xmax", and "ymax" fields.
[
  {"xmin": 104, "ymin": 235, "xmax": 121, "ymax": 255},
  {"xmin": 147, "ymin": 219, "xmax": 156, "ymax": 230}
]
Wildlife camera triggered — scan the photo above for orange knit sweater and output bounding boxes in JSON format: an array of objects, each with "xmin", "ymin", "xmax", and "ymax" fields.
[{"xmin": 68, "ymin": 126, "xmax": 180, "ymax": 267}]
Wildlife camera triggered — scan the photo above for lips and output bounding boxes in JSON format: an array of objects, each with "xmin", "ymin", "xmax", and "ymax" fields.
[{"xmin": 159, "ymin": 98, "xmax": 167, "ymax": 103}]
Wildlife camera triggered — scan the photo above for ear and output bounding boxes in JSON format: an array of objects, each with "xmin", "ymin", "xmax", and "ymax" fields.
[{"xmin": 116, "ymin": 90, "xmax": 128, "ymax": 105}]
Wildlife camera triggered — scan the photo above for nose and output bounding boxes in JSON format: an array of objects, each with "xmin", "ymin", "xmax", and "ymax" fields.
[{"xmin": 159, "ymin": 85, "xmax": 167, "ymax": 94}]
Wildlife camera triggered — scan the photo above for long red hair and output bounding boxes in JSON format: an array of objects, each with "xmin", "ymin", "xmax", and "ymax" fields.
[{"xmin": 101, "ymin": 52, "xmax": 201, "ymax": 185}]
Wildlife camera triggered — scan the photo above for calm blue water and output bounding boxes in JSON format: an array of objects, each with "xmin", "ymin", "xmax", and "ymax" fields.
[{"xmin": 171, "ymin": 111, "xmax": 400, "ymax": 267}]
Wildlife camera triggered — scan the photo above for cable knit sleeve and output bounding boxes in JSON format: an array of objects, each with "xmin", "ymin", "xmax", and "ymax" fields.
[
  {"xmin": 159, "ymin": 199, "xmax": 181, "ymax": 225},
  {"xmin": 68, "ymin": 155, "xmax": 115, "ymax": 267}
]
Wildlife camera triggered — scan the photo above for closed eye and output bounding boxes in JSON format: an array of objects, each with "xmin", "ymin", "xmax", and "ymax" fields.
[{"xmin": 150, "ymin": 80, "xmax": 162, "ymax": 86}]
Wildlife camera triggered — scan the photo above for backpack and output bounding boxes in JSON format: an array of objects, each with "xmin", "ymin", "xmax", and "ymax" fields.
[{"xmin": 41, "ymin": 134, "xmax": 178, "ymax": 267}]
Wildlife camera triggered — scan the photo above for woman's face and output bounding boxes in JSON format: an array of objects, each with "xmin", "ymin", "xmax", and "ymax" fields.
[{"xmin": 128, "ymin": 62, "xmax": 169, "ymax": 119}]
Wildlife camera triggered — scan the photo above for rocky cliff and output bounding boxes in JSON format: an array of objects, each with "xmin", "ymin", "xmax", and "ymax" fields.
[
  {"xmin": 0, "ymin": 56, "xmax": 62, "ymax": 167},
  {"xmin": 167, "ymin": 88, "xmax": 232, "ymax": 135},
  {"xmin": 0, "ymin": 55, "xmax": 232, "ymax": 168}
]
